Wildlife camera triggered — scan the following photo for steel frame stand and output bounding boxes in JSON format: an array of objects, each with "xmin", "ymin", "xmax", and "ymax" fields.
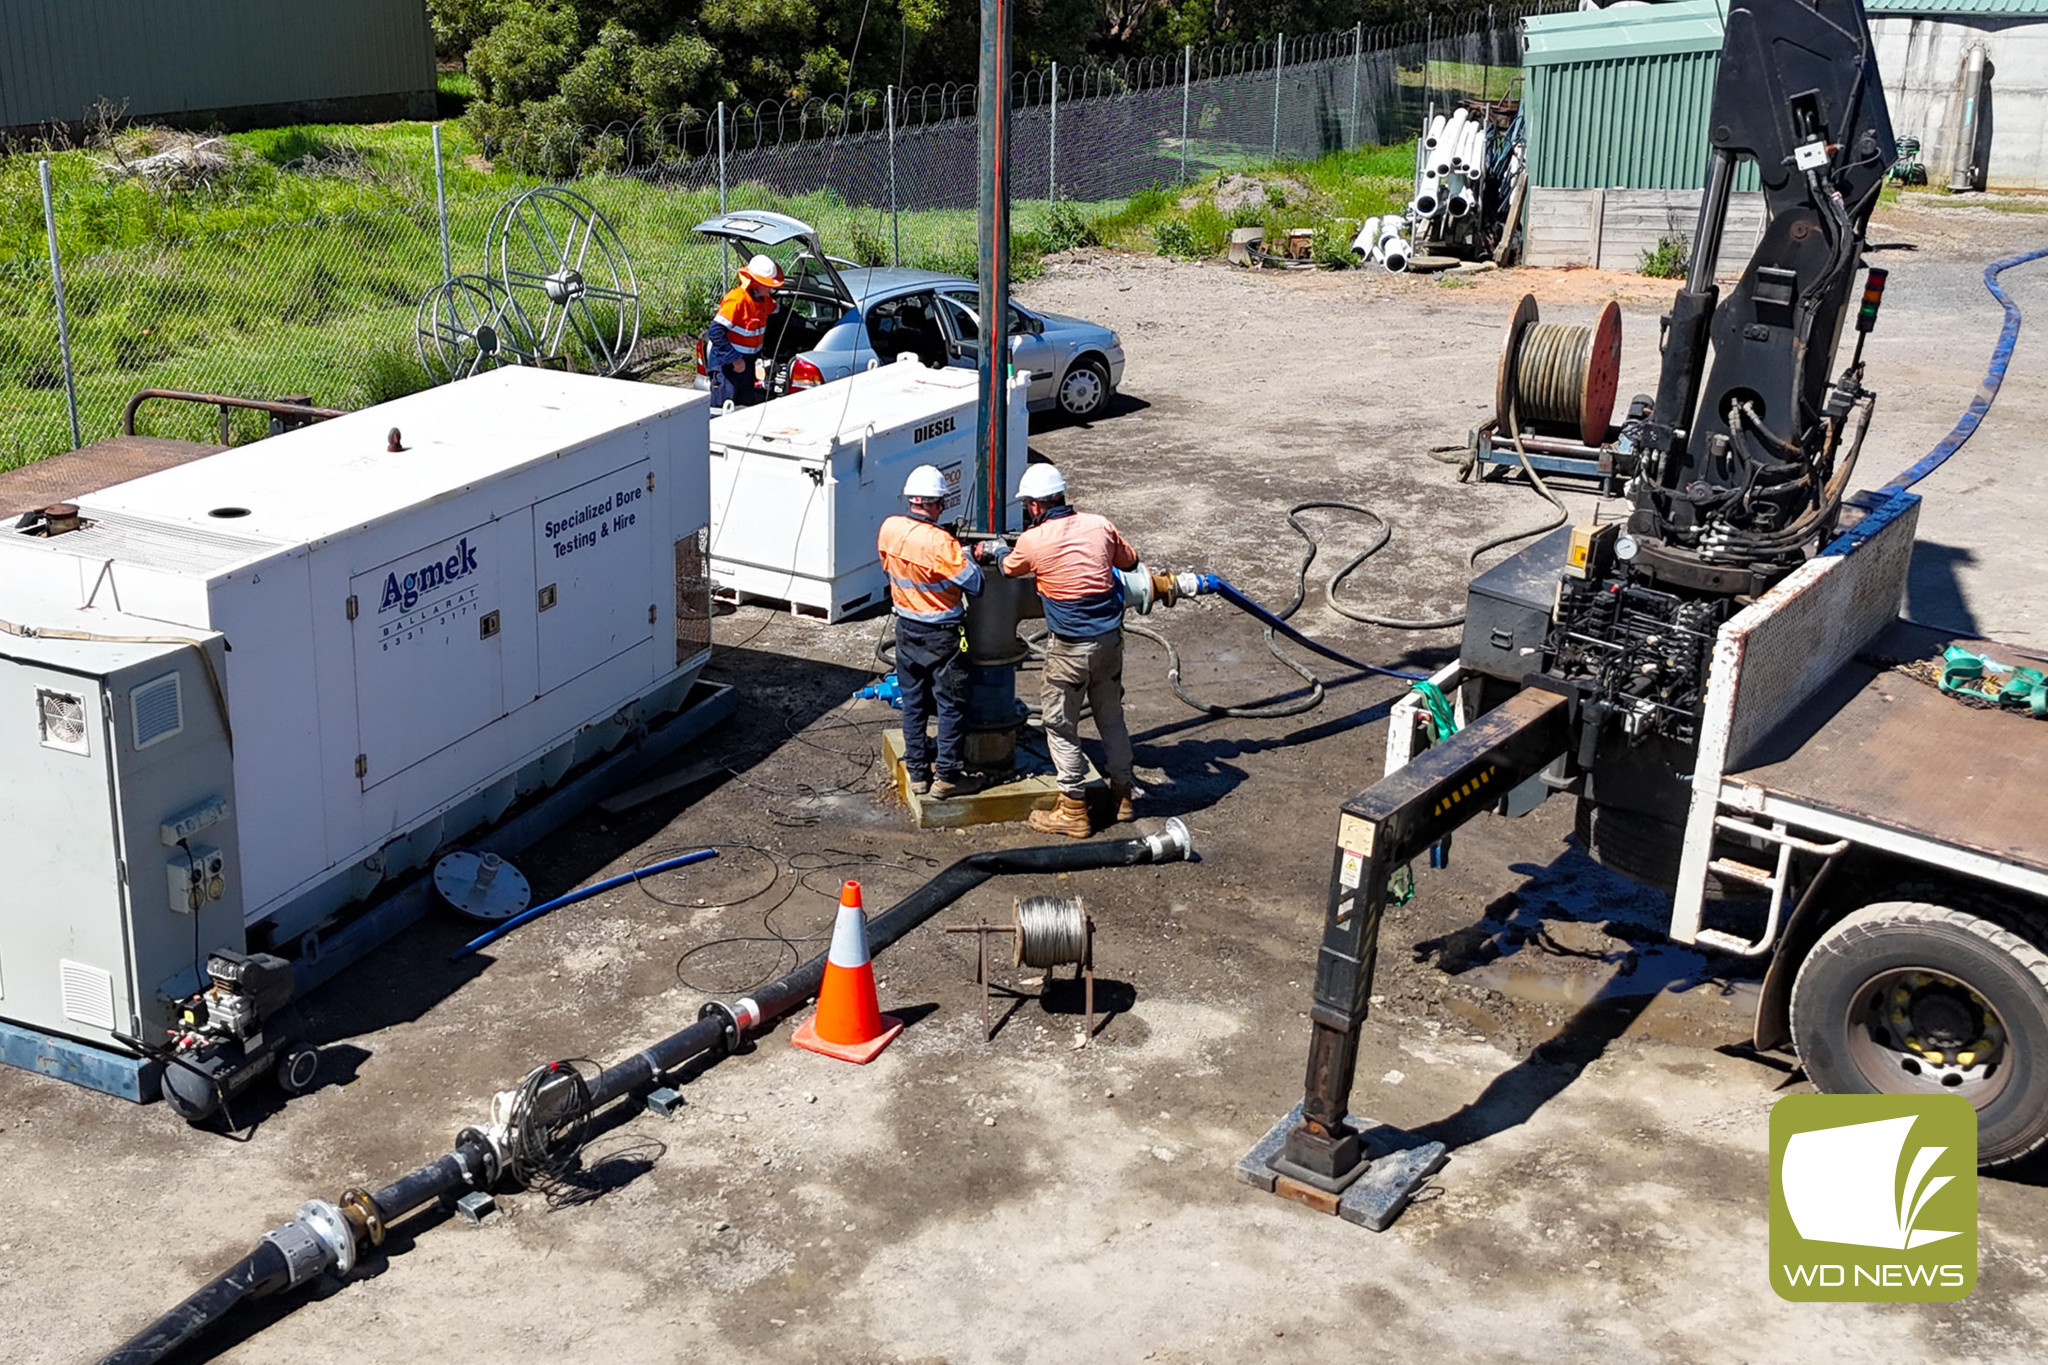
[{"xmin": 946, "ymin": 902, "xmax": 1096, "ymax": 1045}]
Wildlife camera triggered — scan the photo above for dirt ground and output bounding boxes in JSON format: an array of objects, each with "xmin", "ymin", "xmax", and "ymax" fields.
[{"xmin": 5, "ymin": 199, "xmax": 2047, "ymax": 1364}]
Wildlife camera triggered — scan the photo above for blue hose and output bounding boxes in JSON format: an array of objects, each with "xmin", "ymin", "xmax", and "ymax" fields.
[
  {"xmin": 1879, "ymin": 244, "xmax": 2048, "ymax": 494},
  {"xmin": 452, "ymin": 848, "xmax": 719, "ymax": 960},
  {"xmin": 1192, "ymin": 573, "xmax": 1428, "ymax": 682}
]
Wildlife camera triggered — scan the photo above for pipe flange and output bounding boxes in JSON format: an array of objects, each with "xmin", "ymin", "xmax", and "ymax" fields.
[
  {"xmin": 455, "ymin": 1126, "xmax": 503, "ymax": 1188},
  {"xmin": 698, "ymin": 1000, "xmax": 740, "ymax": 1055},
  {"xmin": 294, "ymin": 1199, "xmax": 356, "ymax": 1279},
  {"xmin": 339, "ymin": 1188, "xmax": 386, "ymax": 1248}
]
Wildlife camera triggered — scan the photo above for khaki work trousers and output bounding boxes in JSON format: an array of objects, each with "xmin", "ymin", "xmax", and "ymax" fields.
[{"xmin": 1040, "ymin": 632, "xmax": 1134, "ymax": 795}]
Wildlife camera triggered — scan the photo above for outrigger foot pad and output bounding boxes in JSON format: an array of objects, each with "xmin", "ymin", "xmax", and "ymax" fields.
[{"xmin": 1235, "ymin": 1101, "xmax": 1448, "ymax": 1231}]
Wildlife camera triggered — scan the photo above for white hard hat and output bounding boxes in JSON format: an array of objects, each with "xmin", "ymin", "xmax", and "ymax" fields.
[
  {"xmin": 740, "ymin": 253, "xmax": 784, "ymax": 288},
  {"xmin": 1016, "ymin": 462, "xmax": 1066, "ymax": 500},
  {"xmin": 902, "ymin": 464, "xmax": 949, "ymax": 500}
]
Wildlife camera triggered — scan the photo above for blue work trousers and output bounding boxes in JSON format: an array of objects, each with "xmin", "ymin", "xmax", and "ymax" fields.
[
  {"xmin": 709, "ymin": 357, "xmax": 764, "ymax": 408},
  {"xmin": 896, "ymin": 617, "xmax": 969, "ymax": 779}
]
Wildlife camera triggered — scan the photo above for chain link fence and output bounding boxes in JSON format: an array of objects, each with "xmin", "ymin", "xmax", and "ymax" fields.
[{"xmin": 2, "ymin": 7, "xmax": 1556, "ymax": 470}]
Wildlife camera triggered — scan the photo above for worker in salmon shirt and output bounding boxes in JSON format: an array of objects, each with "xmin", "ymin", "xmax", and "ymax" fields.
[
  {"xmin": 988, "ymin": 461, "xmax": 1139, "ymax": 838},
  {"xmin": 705, "ymin": 254, "xmax": 783, "ymax": 408}
]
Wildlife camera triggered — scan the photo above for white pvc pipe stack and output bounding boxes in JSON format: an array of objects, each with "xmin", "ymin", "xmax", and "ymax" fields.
[{"xmin": 1424, "ymin": 114, "xmax": 1446, "ymax": 155}]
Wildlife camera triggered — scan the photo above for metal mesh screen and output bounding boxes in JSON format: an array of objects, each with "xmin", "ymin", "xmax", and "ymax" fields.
[{"xmin": 674, "ymin": 525, "xmax": 712, "ymax": 666}]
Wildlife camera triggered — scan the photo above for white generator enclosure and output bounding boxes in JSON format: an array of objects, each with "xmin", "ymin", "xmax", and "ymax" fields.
[
  {"xmin": 707, "ymin": 362, "xmax": 1027, "ymax": 620},
  {"xmin": 0, "ymin": 371, "xmax": 714, "ymax": 993}
]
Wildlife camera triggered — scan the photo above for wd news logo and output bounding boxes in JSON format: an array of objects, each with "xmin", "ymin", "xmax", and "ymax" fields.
[
  {"xmin": 379, "ymin": 537, "xmax": 480, "ymax": 614},
  {"xmin": 1770, "ymin": 1094, "xmax": 1976, "ymax": 1302}
]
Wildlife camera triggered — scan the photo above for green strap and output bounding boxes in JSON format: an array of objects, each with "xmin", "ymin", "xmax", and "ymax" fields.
[{"xmin": 1410, "ymin": 679, "xmax": 1459, "ymax": 742}]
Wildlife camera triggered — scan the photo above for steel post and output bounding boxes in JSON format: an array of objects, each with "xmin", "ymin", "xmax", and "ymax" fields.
[
  {"xmin": 976, "ymin": 0, "xmax": 1013, "ymax": 533},
  {"xmin": 1351, "ymin": 24, "xmax": 1363, "ymax": 149},
  {"xmin": 888, "ymin": 84, "xmax": 900, "ymax": 266},
  {"xmin": 1181, "ymin": 46, "xmax": 1192, "ymax": 184},
  {"xmin": 1049, "ymin": 61, "xmax": 1058, "ymax": 202},
  {"xmin": 1272, "ymin": 32, "xmax": 1284, "ymax": 159},
  {"xmin": 716, "ymin": 102, "xmax": 729, "ymax": 280},
  {"xmin": 431, "ymin": 124, "xmax": 452, "ymax": 287},
  {"xmin": 38, "ymin": 159, "xmax": 80, "ymax": 450}
]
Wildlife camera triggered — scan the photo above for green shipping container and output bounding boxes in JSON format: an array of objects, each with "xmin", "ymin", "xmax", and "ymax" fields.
[{"xmin": 1523, "ymin": 0, "xmax": 1761, "ymax": 191}]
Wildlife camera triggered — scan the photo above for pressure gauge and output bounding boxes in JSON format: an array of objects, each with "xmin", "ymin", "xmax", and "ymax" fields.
[{"xmin": 1615, "ymin": 534, "xmax": 1640, "ymax": 562}]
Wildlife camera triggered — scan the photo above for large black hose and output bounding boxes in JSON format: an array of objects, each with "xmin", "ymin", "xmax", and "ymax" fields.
[
  {"xmin": 100, "ymin": 1245, "xmax": 288, "ymax": 1365},
  {"xmin": 100, "ymin": 825, "xmax": 1192, "ymax": 1365}
]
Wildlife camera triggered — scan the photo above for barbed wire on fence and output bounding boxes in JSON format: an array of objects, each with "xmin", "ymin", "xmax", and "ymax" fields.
[{"xmin": 2, "ymin": 9, "xmax": 1561, "ymax": 468}]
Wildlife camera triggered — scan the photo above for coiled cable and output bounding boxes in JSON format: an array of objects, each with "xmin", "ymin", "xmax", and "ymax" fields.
[{"xmin": 1014, "ymin": 895, "xmax": 1089, "ymax": 969}]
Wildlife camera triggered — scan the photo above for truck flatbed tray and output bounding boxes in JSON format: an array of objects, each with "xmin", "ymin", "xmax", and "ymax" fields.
[
  {"xmin": 0, "ymin": 436, "xmax": 224, "ymax": 517},
  {"xmin": 1726, "ymin": 620, "xmax": 2048, "ymax": 875}
]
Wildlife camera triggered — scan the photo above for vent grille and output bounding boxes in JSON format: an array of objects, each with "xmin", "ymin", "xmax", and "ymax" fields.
[
  {"xmin": 59, "ymin": 960, "xmax": 116, "ymax": 1030},
  {"xmin": 674, "ymin": 525, "xmax": 713, "ymax": 666},
  {"xmin": 37, "ymin": 688, "xmax": 89, "ymax": 754},
  {"xmin": 131, "ymin": 672, "xmax": 184, "ymax": 749}
]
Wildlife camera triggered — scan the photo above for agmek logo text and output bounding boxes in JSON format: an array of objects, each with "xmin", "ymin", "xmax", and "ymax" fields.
[
  {"xmin": 1770, "ymin": 1094, "xmax": 1976, "ymax": 1302},
  {"xmin": 379, "ymin": 537, "xmax": 480, "ymax": 614}
]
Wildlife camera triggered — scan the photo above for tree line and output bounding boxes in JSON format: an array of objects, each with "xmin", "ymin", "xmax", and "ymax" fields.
[{"xmin": 432, "ymin": 1, "xmax": 1475, "ymax": 167}]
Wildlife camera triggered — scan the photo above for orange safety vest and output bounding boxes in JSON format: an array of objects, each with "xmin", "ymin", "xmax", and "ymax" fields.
[
  {"xmin": 878, "ymin": 514, "xmax": 977, "ymax": 624},
  {"xmin": 715, "ymin": 284, "xmax": 775, "ymax": 354}
]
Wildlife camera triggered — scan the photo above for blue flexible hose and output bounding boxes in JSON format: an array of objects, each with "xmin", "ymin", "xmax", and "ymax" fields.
[
  {"xmin": 1879, "ymin": 244, "xmax": 2048, "ymax": 494},
  {"xmin": 1192, "ymin": 574, "xmax": 1428, "ymax": 682},
  {"xmin": 452, "ymin": 848, "xmax": 720, "ymax": 960}
]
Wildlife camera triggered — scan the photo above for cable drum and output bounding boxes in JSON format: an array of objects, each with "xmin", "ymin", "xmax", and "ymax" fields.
[
  {"xmin": 1014, "ymin": 895, "xmax": 1089, "ymax": 969},
  {"xmin": 1496, "ymin": 295, "xmax": 1622, "ymax": 446}
]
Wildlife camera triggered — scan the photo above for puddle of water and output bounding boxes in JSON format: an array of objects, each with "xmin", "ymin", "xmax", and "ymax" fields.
[{"xmin": 1466, "ymin": 944, "xmax": 1717, "ymax": 1008}]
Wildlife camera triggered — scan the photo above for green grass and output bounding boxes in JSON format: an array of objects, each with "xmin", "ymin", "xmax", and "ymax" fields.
[
  {"xmin": 1087, "ymin": 144, "xmax": 1415, "ymax": 264},
  {"xmin": 0, "ymin": 126, "xmax": 1414, "ymax": 469}
]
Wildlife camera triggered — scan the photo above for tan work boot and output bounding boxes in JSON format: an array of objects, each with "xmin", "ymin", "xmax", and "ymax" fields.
[
  {"xmin": 1108, "ymin": 781, "xmax": 1136, "ymax": 824},
  {"xmin": 1029, "ymin": 793, "xmax": 1092, "ymax": 839}
]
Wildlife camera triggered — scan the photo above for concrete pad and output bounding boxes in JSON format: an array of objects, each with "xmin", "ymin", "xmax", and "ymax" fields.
[{"xmin": 881, "ymin": 728, "xmax": 1099, "ymax": 828}]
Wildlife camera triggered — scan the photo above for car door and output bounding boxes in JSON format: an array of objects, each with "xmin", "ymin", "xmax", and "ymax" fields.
[{"xmin": 936, "ymin": 290, "xmax": 1056, "ymax": 404}]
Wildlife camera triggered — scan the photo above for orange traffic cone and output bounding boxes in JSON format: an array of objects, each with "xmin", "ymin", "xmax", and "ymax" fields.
[{"xmin": 792, "ymin": 880, "xmax": 904, "ymax": 1063}]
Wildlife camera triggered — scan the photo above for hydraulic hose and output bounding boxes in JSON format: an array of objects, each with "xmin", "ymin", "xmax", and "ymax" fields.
[
  {"xmin": 99, "ymin": 823, "xmax": 1193, "ymax": 1365},
  {"xmin": 1880, "ymin": 244, "xmax": 2048, "ymax": 493},
  {"xmin": 452, "ymin": 848, "xmax": 720, "ymax": 960}
]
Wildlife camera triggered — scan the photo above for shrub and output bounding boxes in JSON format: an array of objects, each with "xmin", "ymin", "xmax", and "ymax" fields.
[
  {"xmin": 356, "ymin": 341, "xmax": 436, "ymax": 407},
  {"xmin": 1038, "ymin": 198, "xmax": 1092, "ymax": 254},
  {"xmin": 1639, "ymin": 233, "xmax": 1691, "ymax": 279},
  {"xmin": 1153, "ymin": 216, "xmax": 1204, "ymax": 259},
  {"xmin": 844, "ymin": 215, "xmax": 889, "ymax": 267}
]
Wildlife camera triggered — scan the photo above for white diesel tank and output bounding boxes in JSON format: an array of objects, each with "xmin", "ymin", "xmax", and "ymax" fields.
[{"xmin": 707, "ymin": 361, "xmax": 1028, "ymax": 620}]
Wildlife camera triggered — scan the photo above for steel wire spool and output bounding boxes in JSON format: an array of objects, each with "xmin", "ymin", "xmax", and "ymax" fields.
[
  {"xmin": 1495, "ymin": 295, "xmax": 1622, "ymax": 446},
  {"xmin": 1013, "ymin": 895, "xmax": 1089, "ymax": 969}
]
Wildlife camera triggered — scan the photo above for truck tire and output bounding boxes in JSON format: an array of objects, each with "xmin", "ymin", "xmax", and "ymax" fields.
[{"xmin": 1790, "ymin": 899, "xmax": 2048, "ymax": 1167}]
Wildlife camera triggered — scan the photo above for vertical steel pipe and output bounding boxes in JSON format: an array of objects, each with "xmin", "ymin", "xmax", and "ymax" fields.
[
  {"xmin": 1272, "ymin": 33, "xmax": 1284, "ymax": 159},
  {"xmin": 717, "ymin": 102, "xmax": 730, "ymax": 281},
  {"xmin": 976, "ymin": 0, "xmax": 1013, "ymax": 531}
]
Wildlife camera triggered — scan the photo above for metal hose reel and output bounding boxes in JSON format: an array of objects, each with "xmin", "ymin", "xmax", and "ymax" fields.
[
  {"xmin": 490, "ymin": 187, "xmax": 641, "ymax": 377},
  {"xmin": 947, "ymin": 895, "xmax": 1097, "ymax": 1045},
  {"xmin": 415, "ymin": 276, "xmax": 542, "ymax": 385},
  {"xmin": 1495, "ymin": 294, "xmax": 1623, "ymax": 446}
]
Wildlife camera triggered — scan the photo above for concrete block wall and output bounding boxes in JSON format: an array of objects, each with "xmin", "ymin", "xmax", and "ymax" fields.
[{"xmin": 1523, "ymin": 187, "xmax": 1767, "ymax": 275}]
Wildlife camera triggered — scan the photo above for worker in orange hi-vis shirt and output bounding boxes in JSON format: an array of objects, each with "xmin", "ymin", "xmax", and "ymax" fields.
[
  {"xmin": 985, "ymin": 461, "xmax": 1139, "ymax": 839},
  {"xmin": 705, "ymin": 254, "xmax": 783, "ymax": 408}
]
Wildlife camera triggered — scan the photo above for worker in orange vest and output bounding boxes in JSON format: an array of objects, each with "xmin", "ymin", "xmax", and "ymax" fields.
[
  {"xmin": 987, "ymin": 462, "xmax": 1139, "ymax": 838},
  {"xmin": 879, "ymin": 464, "xmax": 984, "ymax": 798},
  {"xmin": 705, "ymin": 254, "xmax": 783, "ymax": 408}
]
